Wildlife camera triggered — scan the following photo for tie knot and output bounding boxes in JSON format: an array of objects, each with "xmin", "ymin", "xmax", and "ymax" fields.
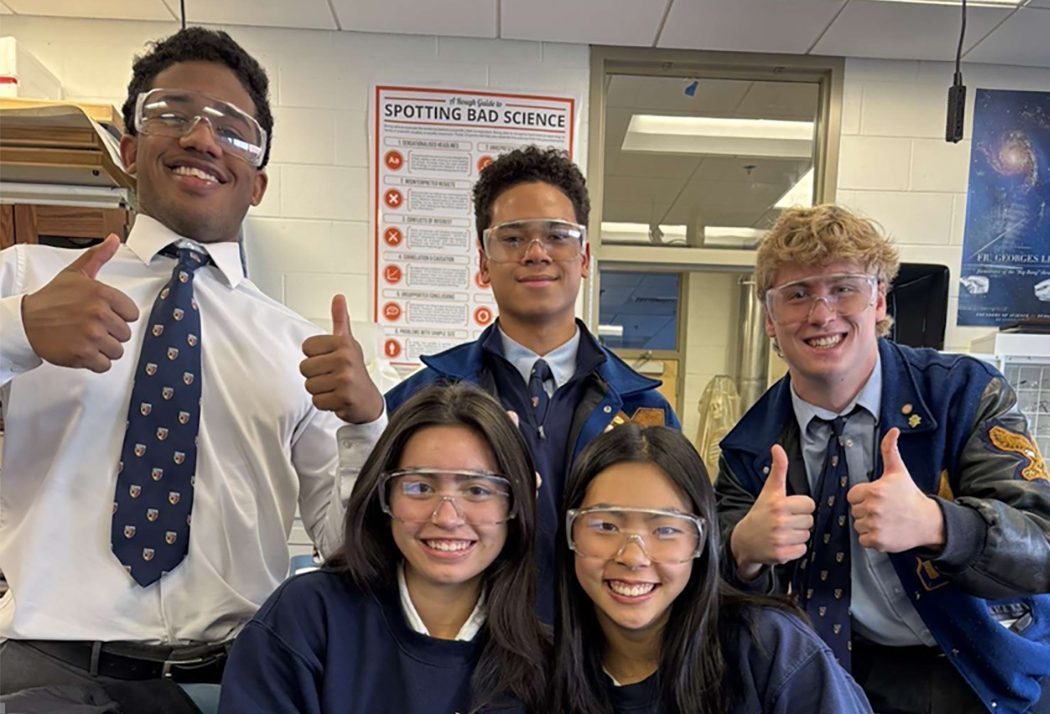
[
  {"xmin": 531, "ymin": 358, "xmax": 553, "ymax": 383},
  {"xmin": 176, "ymin": 247, "xmax": 210, "ymax": 273}
]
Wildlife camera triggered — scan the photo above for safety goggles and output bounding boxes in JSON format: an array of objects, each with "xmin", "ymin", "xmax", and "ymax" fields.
[
  {"xmin": 380, "ymin": 469, "xmax": 516, "ymax": 526},
  {"xmin": 764, "ymin": 273, "xmax": 878, "ymax": 325},
  {"xmin": 481, "ymin": 219, "xmax": 586, "ymax": 262},
  {"xmin": 134, "ymin": 88, "xmax": 268, "ymax": 168},
  {"xmin": 566, "ymin": 506, "xmax": 705, "ymax": 564}
]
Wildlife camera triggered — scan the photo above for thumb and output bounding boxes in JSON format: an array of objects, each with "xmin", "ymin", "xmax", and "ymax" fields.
[
  {"xmin": 330, "ymin": 294, "xmax": 351, "ymax": 337},
  {"xmin": 761, "ymin": 444, "xmax": 790, "ymax": 497},
  {"xmin": 880, "ymin": 428, "xmax": 905, "ymax": 475},
  {"xmin": 68, "ymin": 234, "xmax": 120, "ymax": 279}
]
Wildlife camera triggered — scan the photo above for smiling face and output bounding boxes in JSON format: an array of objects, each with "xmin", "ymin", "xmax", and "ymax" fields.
[
  {"xmin": 479, "ymin": 181, "xmax": 590, "ymax": 328},
  {"xmin": 765, "ymin": 259, "xmax": 885, "ymax": 407},
  {"xmin": 120, "ymin": 60, "xmax": 267, "ymax": 243},
  {"xmin": 390, "ymin": 424, "xmax": 508, "ymax": 594},
  {"xmin": 574, "ymin": 461, "xmax": 695, "ymax": 639}
]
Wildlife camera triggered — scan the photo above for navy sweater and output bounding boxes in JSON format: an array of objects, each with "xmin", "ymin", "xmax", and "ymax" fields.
[
  {"xmin": 607, "ymin": 607, "xmax": 872, "ymax": 714},
  {"xmin": 219, "ymin": 570, "xmax": 524, "ymax": 714}
]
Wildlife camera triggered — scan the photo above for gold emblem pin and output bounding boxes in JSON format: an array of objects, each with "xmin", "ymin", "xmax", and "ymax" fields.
[{"xmin": 909, "ymin": 414, "xmax": 922, "ymax": 428}]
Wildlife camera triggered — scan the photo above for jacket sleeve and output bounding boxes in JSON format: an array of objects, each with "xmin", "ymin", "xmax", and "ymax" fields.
[
  {"xmin": 219, "ymin": 620, "xmax": 323, "ymax": 714},
  {"xmin": 767, "ymin": 645, "xmax": 873, "ymax": 714},
  {"xmin": 926, "ymin": 376, "xmax": 1050, "ymax": 598},
  {"xmin": 714, "ymin": 455, "xmax": 780, "ymax": 593}
]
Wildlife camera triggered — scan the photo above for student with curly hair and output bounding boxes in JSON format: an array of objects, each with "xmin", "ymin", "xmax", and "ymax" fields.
[
  {"xmin": 552, "ymin": 424, "xmax": 870, "ymax": 714},
  {"xmin": 221, "ymin": 384, "xmax": 549, "ymax": 713}
]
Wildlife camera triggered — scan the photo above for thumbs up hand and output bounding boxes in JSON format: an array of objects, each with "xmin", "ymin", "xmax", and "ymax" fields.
[
  {"xmin": 21, "ymin": 234, "xmax": 140, "ymax": 373},
  {"xmin": 300, "ymin": 294, "xmax": 385, "ymax": 424},
  {"xmin": 730, "ymin": 444, "xmax": 817, "ymax": 581},
  {"xmin": 847, "ymin": 428, "xmax": 945, "ymax": 553}
]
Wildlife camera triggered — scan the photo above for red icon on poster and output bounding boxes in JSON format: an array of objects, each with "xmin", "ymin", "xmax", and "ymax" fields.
[
  {"xmin": 474, "ymin": 306, "xmax": 494, "ymax": 326},
  {"xmin": 384, "ymin": 189, "xmax": 403, "ymax": 209},
  {"xmin": 384, "ymin": 150, "xmax": 405, "ymax": 171},
  {"xmin": 383, "ymin": 265, "xmax": 403, "ymax": 284},
  {"xmin": 383, "ymin": 227, "xmax": 403, "ymax": 246},
  {"xmin": 474, "ymin": 271, "xmax": 489, "ymax": 289},
  {"xmin": 477, "ymin": 155, "xmax": 494, "ymax": 173},
  {"xmin": 384, "ymin": 339, "xmax": 402, "ymax": 359},
  {"xmin": 383, "ymin": 302, "xmax": 402, "ymax": 321}
]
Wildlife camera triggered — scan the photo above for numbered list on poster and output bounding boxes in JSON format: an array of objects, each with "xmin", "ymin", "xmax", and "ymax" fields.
[{"xmin": 372, "ymin": 86, "xmax": 575, "ymax": 364}]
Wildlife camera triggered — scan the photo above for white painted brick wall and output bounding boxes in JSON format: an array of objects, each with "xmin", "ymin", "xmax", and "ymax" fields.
[
  {"xmin": 3, "ymin": 16, "xmax": 589, "ymax": 334},
  {"xmin": 838, "ymin": 58, "xmax": 1050, "ymax": 352}
]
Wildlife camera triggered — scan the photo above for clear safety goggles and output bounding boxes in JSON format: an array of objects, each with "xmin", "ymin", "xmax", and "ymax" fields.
[
  {"xmin": 481, "ymin": 219, "xmax": 586, "ymax": 262},
  {"xmin": 134, "ymin": 88, "xmax": 268, "ymax": 168},
  {"xmin": 566, "ymin": 506, "xmax": 705, "ymax": 565},
  {"xmin": 380, "ymin": 469, "xmax": 516, "ymax": 526},
  {"xmin": 764, "ymin": 273, "xmax": 878, "ymax": 325}
]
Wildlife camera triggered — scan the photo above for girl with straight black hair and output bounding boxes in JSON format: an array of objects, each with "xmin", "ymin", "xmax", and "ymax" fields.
[
  {"xmin": 221, "ymin": 383, "xmax": 548, "ymax": 713},
  {"xmin": 551, "ymin": 424, "xmax": 871, "ymax": 714}
]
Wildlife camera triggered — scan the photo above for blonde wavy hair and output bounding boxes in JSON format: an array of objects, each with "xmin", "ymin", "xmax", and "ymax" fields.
[{"xmin": 756, "ymin": 204, "xmax": 900, "ymax": 336}]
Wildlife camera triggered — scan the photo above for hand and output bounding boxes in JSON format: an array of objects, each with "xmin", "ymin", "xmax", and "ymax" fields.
[
  {"xmin": 300, "ymin": 294, "xmax": 384, "ymax": 424},
  {"xmin": 21, "ymin": 234, "xmax": 139, "ymax": 373},
  {"xmin": 730, "ymin": 444, "xmax": 816, "ymax": 580},
  {"xmin": 848, "ymin": 428, "xmax": 945, "ymax": 553}
]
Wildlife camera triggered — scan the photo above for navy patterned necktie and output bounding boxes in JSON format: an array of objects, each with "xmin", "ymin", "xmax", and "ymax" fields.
[
  {"xmin": 111, "ymin": 246, "xmax": 208, "ymax": 587},
  {"xmin": 794, "ymin": 414, "xmax": 853, "ymax": 669},
  {"xmin": 528, "ymin": 358, "xmax": 553, "ymax": 439}
]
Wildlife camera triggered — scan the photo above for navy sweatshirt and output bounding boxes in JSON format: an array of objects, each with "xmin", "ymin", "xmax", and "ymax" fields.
[
  {"xmin": 219, "ymin": 570, "xmax": 524, "ymax": 714},
  {"xmin": 607, "ymin": 607, "xmax": 872, "ymax": 714}
]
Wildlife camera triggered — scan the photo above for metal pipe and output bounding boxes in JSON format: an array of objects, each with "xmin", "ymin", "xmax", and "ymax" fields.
[{"xmin": 737, "ymin": 274, "xmax": 769, "ymax": 410}]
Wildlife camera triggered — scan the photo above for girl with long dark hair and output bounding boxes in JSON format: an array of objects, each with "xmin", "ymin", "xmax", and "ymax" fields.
[
  {"xmin": 221, "ymin": 384, "xmax": 548, "ymax": 713},
  {"xmin": 551, "ymin": 424, "xmax": 870, "ymax": 714}
]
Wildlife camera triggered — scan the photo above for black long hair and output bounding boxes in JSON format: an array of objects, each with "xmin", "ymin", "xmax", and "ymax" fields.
[
  {"xmin": 329, "ymin": 383, "xmax": 548, "ymax": 713},
  {"xmin": 552, "ymin": 424, "xmax": 800, "ymax": 714}
]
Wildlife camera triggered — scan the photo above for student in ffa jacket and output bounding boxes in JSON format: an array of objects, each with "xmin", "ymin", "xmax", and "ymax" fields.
[
  {"xmin": 716, "ymin": 205, "xmax": 1050, "ymax": 714},
  {"xmin": 551, "ymin": 424, "xmax": 871, "ymax": 714},
  {"xmin": 366, "ymin": 146, "xmax": 676, "ymax": 623},
  {"xmin": 220, "ymin": 384, "xmax": 548, "ymax": 713}
]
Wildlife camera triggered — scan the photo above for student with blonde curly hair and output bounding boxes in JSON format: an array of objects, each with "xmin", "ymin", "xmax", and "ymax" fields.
[{"xmin": 716, "ymin": 204, "xmax": 1050, "ymax": 713}]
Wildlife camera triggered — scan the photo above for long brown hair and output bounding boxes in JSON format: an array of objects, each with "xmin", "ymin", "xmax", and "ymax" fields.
[{"xmin": 330, "ymin": 383, "xmax": 548, "ymax": 712}]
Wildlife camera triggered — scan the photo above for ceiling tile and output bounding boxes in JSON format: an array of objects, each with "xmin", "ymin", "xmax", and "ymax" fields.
[
  {"xmin": 331, "ymin": 0, "xmax": 496, "ymax": 38},
  {"xmin": 4, "ymin": 0, "xmax": 173, "ymax": 21},
  {"xmin": 659, "ymin": 0, "xmax": 847, "ymax": 53},
  {"xmin": 964, "ymin": 7, "xmax": 1050, "ymax": 67},
  {"xmin": 0, "ymin": 2, "xmax": 12, "ymax": 14},
  {"xmin": 1027, "ymin": 0, "xmax": 1050, "ymax": 7},
  {"xmin": 164, "ymin": 0, "xmax": 336, "ymax": 30},
  {"xmin": 813, "ymin": 0, "xmax": 1011, "ymax": 61},
  {"xmin": 501, "ymin": 0, "xmax": 662, "ymax": 46}
]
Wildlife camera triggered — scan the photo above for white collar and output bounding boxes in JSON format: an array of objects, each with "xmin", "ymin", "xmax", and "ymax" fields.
[
  {"xmin": 396, "ymin": 562, "xmax": 486, "ymax": 642},
  {"xmin": 125, "ymin": 214, "xmax": 245, "ymax": 289}
]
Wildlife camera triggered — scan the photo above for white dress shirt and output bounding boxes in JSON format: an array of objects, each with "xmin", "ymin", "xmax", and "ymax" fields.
[
  {"xmin": 396, "ymin": 563, "xmax": 485, "ymax": 641},
  {"xmin": 0, "ymin": 215, "xmax": 372, "ymax": 643}
]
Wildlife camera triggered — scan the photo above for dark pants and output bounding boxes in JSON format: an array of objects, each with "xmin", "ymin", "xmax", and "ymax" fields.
[
  {"xmin": 852, "ymin": 639, "xmax": 1050, "ymax": 714},
  {"xmin": 0, "ymin": 640, "xmax": 202, "ymax": 714}
]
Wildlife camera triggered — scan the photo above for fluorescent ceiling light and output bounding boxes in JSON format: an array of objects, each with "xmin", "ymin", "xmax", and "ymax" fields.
[
  {"xmin": 775, "ymin": 167, "xmax": 814, "ymax": 209},
  {"xmin": 623, "ymin": 115, "xmax": 814, "ymax": 159},
  {"xmin": 703, "ymin": 226, "xmax": 766, "ymax": 249},
  {"xmin": 600, "ymin": 222, "xmax": 687, "ymax": 244},
  {"xmin": 869, "ymin": 0, "xmax": 1020, "ymax": 6}
]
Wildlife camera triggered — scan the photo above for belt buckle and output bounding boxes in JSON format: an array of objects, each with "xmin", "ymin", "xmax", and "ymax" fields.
[{"xmin": 161, "ymin": 655, "xmax": 206, "ymax": 679}]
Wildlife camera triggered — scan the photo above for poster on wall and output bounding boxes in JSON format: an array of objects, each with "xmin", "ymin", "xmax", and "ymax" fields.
[
  {"xmin": 959, "ymin": 88, "xmax": 1050, "ymax": 327},
  {"xmin": 369, "ymin": 85, "xmax": 577, "ymax": 365}
]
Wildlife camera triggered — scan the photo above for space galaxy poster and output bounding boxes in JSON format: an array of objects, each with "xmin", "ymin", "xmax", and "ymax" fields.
[{"xmin": 959, "ymin": 88, "xmax": 1050, "ymax": 327}]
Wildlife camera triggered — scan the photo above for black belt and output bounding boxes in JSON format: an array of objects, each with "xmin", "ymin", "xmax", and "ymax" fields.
[{"xmin": 21, "ymin": 639, "xmax": 231, "ymax": 684}]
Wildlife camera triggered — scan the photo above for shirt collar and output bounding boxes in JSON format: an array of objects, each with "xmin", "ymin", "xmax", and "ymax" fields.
[
  {"xmin": 497, "ymin": 323, "xmax": 580, "ymax": 389},
  {"xmin": 396, "ymin": 562, "xmax": 485, "ymax": 642},
  {"xmin": 790, "ymin": 352, "xmax": 882, "ymax": 432},
  {"xmin": 125, "ymin": 214, "xmax": 245, "ymax": 289}
]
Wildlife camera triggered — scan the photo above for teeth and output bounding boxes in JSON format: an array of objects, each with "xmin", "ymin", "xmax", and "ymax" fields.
[
  {"xmin": 608, "ymin": 581, "xmax": 656, "ymax": 597},
  {"xmin": 425, "ymin": 539, "xmax": 472, "ymax": 552},
  {"xmin": 173, "ymin": 166, "xmax": 219, "ymax": 183},
  {"xmin": 807, "ymin": 335, "xmax": 843, "ymax": 348}
]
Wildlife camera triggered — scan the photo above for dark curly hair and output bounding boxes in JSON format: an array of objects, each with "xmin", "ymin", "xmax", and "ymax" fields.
[
  {"xmin": 472, "ymin": 145, "xmax": 590, "ymax": 241},
  {"xmin": 122, "ymin": 27, "xmax": 274, "ymax": 168}
]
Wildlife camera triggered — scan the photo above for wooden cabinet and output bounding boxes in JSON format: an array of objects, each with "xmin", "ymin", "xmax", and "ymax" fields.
[{"xmin": 0, "ymin": 204, "xmax": 130, "ymax": 249}]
